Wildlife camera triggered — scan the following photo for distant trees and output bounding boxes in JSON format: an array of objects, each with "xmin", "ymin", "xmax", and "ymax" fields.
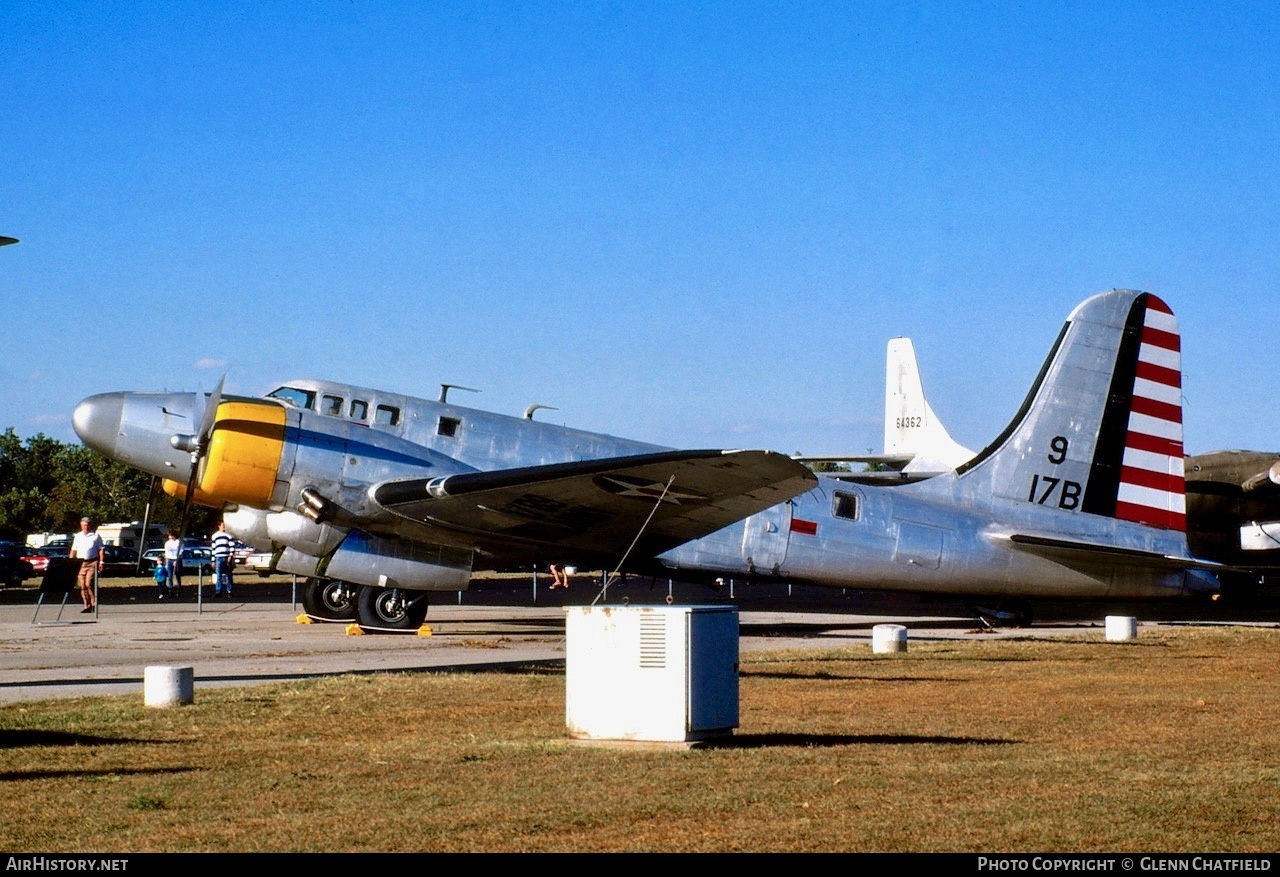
[
  {"xmin": 0, "ymin": 429, "xmax": 217, "ymax": 543},
  {"xmin": 803, "ymin": 460, "xmax": 851, "ymax": 474}
]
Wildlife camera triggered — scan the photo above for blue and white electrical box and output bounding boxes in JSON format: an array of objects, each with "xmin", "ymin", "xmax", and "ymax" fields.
[{"xmin": 564, "ymin": 605, "xmax": 739, "ymax": 743}]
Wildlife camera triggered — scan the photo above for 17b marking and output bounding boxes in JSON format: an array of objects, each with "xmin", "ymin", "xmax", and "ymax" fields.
[
  {"xmin": 1029, "ymin": 435, "xmax": 1080, "ymax": 509},
  {"xmin": 1028, "ymin": 474, "xmax": 1081, "ymax": 509}
]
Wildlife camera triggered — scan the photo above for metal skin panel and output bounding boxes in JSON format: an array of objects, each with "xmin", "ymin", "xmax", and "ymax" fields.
[
  {"xmin": 660, "ymin": 290, "xmax": 1216, "ymax": 603},
  {"xmin": 740, "ymin": 501, "xmax": 791, "ymax": 575},
  {"xmin": 271, "ymin": 377, "xmax": 669, "ymax": 471}
]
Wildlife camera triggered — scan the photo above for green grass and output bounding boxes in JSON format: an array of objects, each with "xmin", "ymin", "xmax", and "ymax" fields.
[{"xmin": 0, "ymin": 626, "xmax": 1277, "ymax": 852}]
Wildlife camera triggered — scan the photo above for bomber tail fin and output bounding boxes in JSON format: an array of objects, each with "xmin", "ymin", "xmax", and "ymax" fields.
[
  {"xmin": 957, "ymin": 290, "xmax": 1186, "ymax": 531},
  {"xmin": 884, "ymin": 337, "xmax": 976, "ymax": 473}
]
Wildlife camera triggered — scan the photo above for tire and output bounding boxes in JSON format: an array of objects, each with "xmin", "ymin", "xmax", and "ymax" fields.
[
  {"xmin": 301, "ymin": 578, "xmax": 360, "ymax": 622},
  {"xmin": 356, "ymin": 586, "xmax": 429, "ymax": 633}
]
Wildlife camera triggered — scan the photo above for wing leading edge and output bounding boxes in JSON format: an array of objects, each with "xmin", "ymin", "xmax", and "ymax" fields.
[{"xmin": 371, "ymin": 449, "xmax": 818, "ymax": 565}]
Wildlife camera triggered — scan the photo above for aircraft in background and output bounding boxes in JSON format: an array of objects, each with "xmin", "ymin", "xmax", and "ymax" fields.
[
  {"xmin": 787, "ymin": 337, "xmax": 976, "ymax": 478},
  {"xmin": 1183, "ymin": 450, "xmax": 1280, "ymax": 597},
  {"xmin": 73, "ymin": 382, "xmax": 816, "ymax": 632},
  {"xmin": 886, "ymin": 332, "xmax": 1280, "ymax": 602},
  {"xmin": 657, "ymin": 289, "xmax": 1221, "ymax": 625},
  {"xmin": 881, "ymin": 336, "xmax": 976, "ymax": 473}
]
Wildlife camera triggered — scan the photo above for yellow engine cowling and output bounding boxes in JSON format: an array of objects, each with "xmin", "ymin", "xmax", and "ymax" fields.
[{"xmin": 163, "ymin": 400, "xmax": 287, "ymax": 508}]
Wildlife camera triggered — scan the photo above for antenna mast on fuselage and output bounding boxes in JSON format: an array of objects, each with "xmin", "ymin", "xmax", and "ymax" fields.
[{"xmin": 438, "ymin": 384, "xmax": 480, "ymax": 404}]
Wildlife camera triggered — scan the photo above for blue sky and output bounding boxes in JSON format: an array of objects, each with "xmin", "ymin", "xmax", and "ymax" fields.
[{"xmin": 3, "ymin": 2, "xmax": 1278, "ymax": 458}]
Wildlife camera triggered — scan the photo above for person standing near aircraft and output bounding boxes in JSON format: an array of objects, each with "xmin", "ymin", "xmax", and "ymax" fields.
[
  {"xmin": 69, "ymin": 516, "xmax": 104, "ymax": 614},
  {"xmin": 163, "ymin": 529, "xmax": 182, "ymax": 598},
  {"xmin": 210, "ymin": 520, "xmax": 234, "ymax": 598},
  {"xmin": 548, "ymin": 563, "xmax": 570, "ymax": 589},
  {"xmin": 152, "ymin": 555, "xmax": 169, "ymax": 599}
]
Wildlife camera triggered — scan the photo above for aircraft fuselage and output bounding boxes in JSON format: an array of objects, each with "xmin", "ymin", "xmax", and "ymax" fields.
[{"xmin": 660, "ymin": 470, "xmax": 1203, "ymax": 601}]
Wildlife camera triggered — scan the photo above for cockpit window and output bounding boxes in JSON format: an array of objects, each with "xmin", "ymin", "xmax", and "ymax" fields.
[
  {"xmin": 375, "ymin": 404, "xmax": 400, "ymax": 427},
  {"xmin": 321, "ymin": 394, "xmax": 343, "ymax": 416},
  {"xmin": 350, "ymin": 399, "xmax": 368, "ymax": 421},
  {"xmin": 268, "ymin": 387, "xmax": 316, "ymax": 410}
]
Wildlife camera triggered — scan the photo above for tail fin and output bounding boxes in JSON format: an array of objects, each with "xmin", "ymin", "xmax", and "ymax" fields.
[
  {"xmin": 884, "ymin": 337, "xmax": 975, "ymax": 472},
  {"xmin": 958, "ymin": 290, "xmax": 1186, "ymax": 531}
]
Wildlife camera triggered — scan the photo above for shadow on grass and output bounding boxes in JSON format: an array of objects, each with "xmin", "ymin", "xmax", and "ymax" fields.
[
  {"xmin": 0, "ymin": 766, "xmax": 197, "ymax": 781},
  {"xmin": 743, "ymin": 669, "xmax": 959, "ymax": 682},
  {"xmin": 0, "ymin": 729, "xmax": 171, "ymax": 748},
  {"xmin": 703, "ymin": 732, "xmax": 1017, "ymax": 749}
]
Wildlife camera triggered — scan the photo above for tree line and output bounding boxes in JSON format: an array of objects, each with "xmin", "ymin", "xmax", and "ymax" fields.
[{"xmin": 0, "ymin": 429, "xmax": 218, "ymax": 544}]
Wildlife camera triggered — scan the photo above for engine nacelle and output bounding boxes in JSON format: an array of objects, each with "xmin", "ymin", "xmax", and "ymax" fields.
[
  {"xmin": 222, "ymin": 507, "xmax": 272, "ymax": 550},
  {"xmin": 276, "ymin": 529, "xmax": 472, "ymax": 591},
  {"xmin": 164, "ymin": 400, "xmax": 288, "ymax": 507},
  {"xmin": 265, "ymin": 510, "xmax": 345, "ymax": 556}
]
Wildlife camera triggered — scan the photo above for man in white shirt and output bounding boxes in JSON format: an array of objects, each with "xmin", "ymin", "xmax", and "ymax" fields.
[{"xmin": 69, "ymin": 516, "xmax": 104, "ymax": 614}]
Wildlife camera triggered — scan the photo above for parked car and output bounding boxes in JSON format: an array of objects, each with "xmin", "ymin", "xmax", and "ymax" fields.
[
  {"xmin": 0, "ymin": 542, "xmax": 35, "ymax": 588},
  {"xmin": 141, "ymin": 547, "xmax": 215, "ymax": 576},
  {"xmin": 245, "ymin": 550, "xmax": 276, "ymax": 577},
  {"xmin": 20, "ymin": 545, "xmax": 65, "ymax": 575},
  {"xmin": 99, "ymin": 545, "xmax": 142, "ymax": 577}
]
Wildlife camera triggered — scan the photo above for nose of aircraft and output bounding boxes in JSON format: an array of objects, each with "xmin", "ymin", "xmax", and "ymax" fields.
[{"xmin": 72, "ymin": 393, "xmax": 124, "ymax": 457}]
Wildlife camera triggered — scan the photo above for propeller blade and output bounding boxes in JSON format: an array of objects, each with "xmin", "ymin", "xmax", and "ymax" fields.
[
  {"xmin": 178, "ymin": 460, "xmax": 200, "ymax": 541},
  {"xmin": 195, "ymin": 373, "xmax": 226, "ymax": 450},
  {"xmin": 178, "ymin": 373, "xmax": 226, "ymax": 543}
]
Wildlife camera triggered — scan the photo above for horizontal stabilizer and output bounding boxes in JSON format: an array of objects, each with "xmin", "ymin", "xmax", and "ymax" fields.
[{"xmin": 1000, "ymin": 532, "xmax": 1222, "ymax": 571}]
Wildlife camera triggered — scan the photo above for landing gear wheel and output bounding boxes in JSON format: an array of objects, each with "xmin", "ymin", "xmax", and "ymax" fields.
[
  {"xmin": 301, "ymin": 578, "xmax": 359, "ymax": 622},
  {"xmin": 357, "ymin": 586, "xmax": 429, "ymax": 633}
]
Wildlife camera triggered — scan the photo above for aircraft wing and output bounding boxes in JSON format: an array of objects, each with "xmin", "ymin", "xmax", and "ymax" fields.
[{"xmin": 371, "ymin": 449, "xmax": 817, "ymax": 565}]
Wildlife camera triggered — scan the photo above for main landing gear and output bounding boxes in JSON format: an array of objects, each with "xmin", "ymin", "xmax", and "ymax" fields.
[
  {"xmin": 300, "ymin": 577, "xmax": 430, "ymax": 633},
  {"xmin": 355, "ymin": 585, "xmax": 429, "ymax": 633},
  {"xmin": 301, "ymin": 577, "xmax": 359, "ymax": 622}
]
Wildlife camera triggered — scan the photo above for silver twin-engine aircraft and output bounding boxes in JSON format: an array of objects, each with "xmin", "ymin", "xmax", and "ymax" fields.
[{"xmin": 73, "ymin": 288, "xmax": 1218, "ymax": 631}]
